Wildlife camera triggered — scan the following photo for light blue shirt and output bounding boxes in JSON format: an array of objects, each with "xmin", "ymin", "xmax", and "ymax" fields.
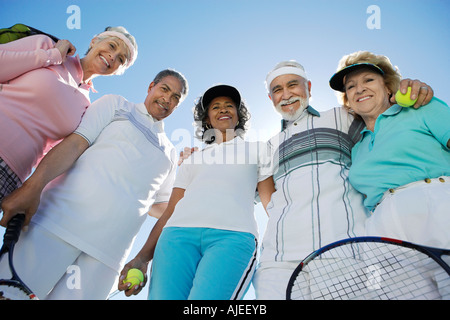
[{"xmin": 349, "ymin": 97, "xmax": 450, "ymax": 211}]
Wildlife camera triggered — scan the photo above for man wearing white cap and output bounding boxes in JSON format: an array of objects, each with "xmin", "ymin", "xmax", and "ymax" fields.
[
  {"xmin": 252, "ymin": 60, "xmax": 433, "ymax": 299},
  {"xmin": 0, "ymin": 69, "xmax": 188, "ymax": 299}
]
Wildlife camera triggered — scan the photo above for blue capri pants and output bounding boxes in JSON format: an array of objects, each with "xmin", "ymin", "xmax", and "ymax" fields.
[{"xmin": 148, "ymin": 227, "xmax": 257, "ymax": 300}]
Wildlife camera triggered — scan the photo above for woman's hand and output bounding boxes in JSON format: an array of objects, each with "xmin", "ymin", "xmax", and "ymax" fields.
[
  {"xmin": 54, "ymin": 39, "xmax": 76, "ymax": 62},
  {"xmin": 117, "ymin": 257, "xmax": 149, "ymax": 297}
]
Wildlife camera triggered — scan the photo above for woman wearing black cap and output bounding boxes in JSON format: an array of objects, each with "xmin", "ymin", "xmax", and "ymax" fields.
[{"xmin": 119, "ymin": 84, "xmax": 275, "ymax": 300}]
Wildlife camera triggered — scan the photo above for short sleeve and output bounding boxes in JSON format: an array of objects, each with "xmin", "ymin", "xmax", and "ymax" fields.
[
  {"xmin": 74, "ymin": 94, "xmax": 120, "ymax": 145},
  {"xmin": 421, "ymin": 97, "xmax": 450, "ymax": 150},
  {"xmin": 172, "ymin": 161, "xmax": 192, "ymax": 190},
  {"xmin": 154, "ymin": 148, "xmax": 178, "ymax": 204},
  {"xmin": 257, "ymin": 141, "xmax": 274, "ymax": 182}
]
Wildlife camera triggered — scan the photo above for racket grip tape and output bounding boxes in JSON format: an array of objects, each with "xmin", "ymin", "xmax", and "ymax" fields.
[{"xmin": 3, "ymin": 214, "xmax": 25, "ymax": 247}]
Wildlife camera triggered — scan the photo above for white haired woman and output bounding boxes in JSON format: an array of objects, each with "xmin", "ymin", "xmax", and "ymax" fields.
[{"xmin": 0, "ymin": 26, "xmax": 137, "ymax": 206}]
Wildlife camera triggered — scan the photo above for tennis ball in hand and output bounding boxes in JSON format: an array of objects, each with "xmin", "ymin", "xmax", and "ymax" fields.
[
  {"xmin": 395, "ymin": 87, "xmax": 418, "ymax": 107},
  {"xmin": 123, "ymin": 268, "xmax": 144, "ymax": 289}
]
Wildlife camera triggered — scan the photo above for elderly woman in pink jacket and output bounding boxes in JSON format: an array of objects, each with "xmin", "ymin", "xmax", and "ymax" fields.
[{"xmin": 0, "ymin": 26, "xmax": 137, "ymax": 203}]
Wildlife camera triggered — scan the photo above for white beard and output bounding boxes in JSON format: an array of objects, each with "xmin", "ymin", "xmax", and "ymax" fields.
[{"xmin": 275, "ymin": 95, "xmax": 310, "ymax": 121}]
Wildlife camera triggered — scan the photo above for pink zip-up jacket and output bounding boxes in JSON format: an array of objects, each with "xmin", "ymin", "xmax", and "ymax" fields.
[{"xmin": 0, "ymin": 35, "xmax": 93, "ymax": 182}]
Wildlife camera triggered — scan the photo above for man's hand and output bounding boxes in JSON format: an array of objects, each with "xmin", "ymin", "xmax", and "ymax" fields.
[
  {"xmin": 393, "ymin": 79, "xmax": 434, "ymax": 109},
  {"xmin": 177, "ymin": 146, "xmax": 198, "ymax": 166}
]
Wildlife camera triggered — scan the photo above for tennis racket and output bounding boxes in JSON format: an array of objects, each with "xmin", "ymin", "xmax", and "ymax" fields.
[
  {"xmin": 0, "ymin": 214, "xmax": 38, "ymax": 300},
  {"xmin": 0, "ymin": 23, "xmax": 59, "ymax": 44},
  {"xmin": 286, "ymin": 236, "xmax": 450, "ymax": 300},
  {"xmin": 25, "ymin": 25, "xmax": 60, "ymax": 42}
]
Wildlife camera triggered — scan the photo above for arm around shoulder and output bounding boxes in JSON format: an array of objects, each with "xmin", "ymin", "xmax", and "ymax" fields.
[{"xmin": 420, "ymin": 97, "xmax": 450, "ymax": 150}]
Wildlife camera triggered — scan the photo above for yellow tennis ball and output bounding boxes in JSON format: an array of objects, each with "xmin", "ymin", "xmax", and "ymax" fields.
[
  {"xmin": 123, "ymin": 268, "xmax": 144, "ymax": 289},
  {"xmin": 395, "ymin": 87, "xmax": 418, "ymax": 107}
]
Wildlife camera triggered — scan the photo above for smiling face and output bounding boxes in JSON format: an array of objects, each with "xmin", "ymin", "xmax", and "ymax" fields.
[
  {"xmin": 269, "ymin": 74, "xmax": 311, "ymax": 121},
  {"xmin": 84, "ymin": 37, "xmax": 129, "ymax": 76},
  {"xmin": 206, "ymin": 96, "xmax": 239, "ymax": 142},
  {"xmin": 344, "ymin": 69, "xmax": 391, "ymax": 124},
  {"xmin": 144, "ymin": 75, "xmax": 183, "ymax": 121}
]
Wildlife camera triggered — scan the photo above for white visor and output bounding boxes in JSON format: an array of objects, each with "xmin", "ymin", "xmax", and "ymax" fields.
[{"xmin": 265, "ymin": 66, "xmax": 308, "ymax": 92}]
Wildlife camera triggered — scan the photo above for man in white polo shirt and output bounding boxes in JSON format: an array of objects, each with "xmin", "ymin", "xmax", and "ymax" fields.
[
  {"xmin": 0, "ymin": 69, "xmax": 188, "ymax": 299},
  {"xmin": 252, "ymin": 60, "xmax": 434, "ymax": 299}
]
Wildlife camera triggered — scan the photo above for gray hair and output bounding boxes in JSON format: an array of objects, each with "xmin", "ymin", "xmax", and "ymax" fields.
[
  {"xmin": 87, "ymin": 26, "xmax": 138, "ymax": 75},
  {"xmin": 153, "ymin": 69, "xmax": 189, "ymax": 101}
]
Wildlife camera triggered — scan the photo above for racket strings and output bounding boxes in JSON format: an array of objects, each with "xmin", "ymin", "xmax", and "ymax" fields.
[
  {"xmin": 0, "ymin": 214, "xmax": 38, "ymax": 300},
  {"xmin": 0, "ymin": 283, "xmax": 37, "ymax": 300},
  {"xmin": 290, "ymin": 242, "xmax": 450, "ymax": 300}
]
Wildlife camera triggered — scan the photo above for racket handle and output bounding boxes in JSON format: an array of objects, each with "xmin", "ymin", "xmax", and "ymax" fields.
[
  {"xmin": 27, "ymin": 25, "xmax": 60, "ymax": 43},
  {"xmin": 3, "ymin": 214, "xmax": 25, "ymax": 247}
]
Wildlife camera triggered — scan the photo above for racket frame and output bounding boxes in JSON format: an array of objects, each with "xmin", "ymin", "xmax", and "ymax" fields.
[
  {"xmin": 0, "ymin": 214, "xmax": 38, "ymax": 300},
  {"xmin": 286, "ymin": 236, "xmax": 450, "ymax": 300}
]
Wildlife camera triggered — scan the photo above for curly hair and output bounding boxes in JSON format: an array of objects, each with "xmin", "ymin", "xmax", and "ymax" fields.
[
  {"xmin": 193, "ymin": 96, "xmax": 251, "ymax": 144},
  {"xmin": 335, "ymin": 51, "xmax": 402, "ymax": 113}
]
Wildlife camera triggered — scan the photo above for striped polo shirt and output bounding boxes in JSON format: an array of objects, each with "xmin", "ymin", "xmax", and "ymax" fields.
[{"xmin": 259, "ymin": 106, "xmax": 369, "ymax": 264}]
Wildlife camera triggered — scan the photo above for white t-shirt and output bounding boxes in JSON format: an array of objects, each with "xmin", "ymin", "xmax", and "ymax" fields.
[
  {"xmin": 165, "ymin": 137, "xmax": 271, "ymax": 238},
  {"xmin": 33, "ymin": 94, "xmax": 176, "ymax": 270}
]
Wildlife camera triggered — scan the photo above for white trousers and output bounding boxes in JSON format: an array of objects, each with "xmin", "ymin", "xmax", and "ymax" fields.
[
  {"xmin": 367, "ymin": 177, "xmax": 450, "ymax": 249},
  {"xmin": 253, "ymin": 261, "xmax": 299, "ymax": 300},
  {"xmin": 254, "ymin": 177, "xmax": 450, "ymax": 300},
  {"xmin": 0, "ymin": 222, "xmax": 118, "ymax": 299},
  {"xmin": 367, "ymin": 177, "xmax": 450, "ymax": 300}
]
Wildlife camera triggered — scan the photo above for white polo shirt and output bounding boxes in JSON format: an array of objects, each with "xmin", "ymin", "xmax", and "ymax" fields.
[
  {"xmin": 165, "ymin": 137, "xmax": 272, "ymax": 238},
  {"xmin": 259, "ymin": 106, "xmax": 369, "ymax": 265},
  {"xmin": 33, "ymin": 94, "xmax": 176, "ymax": 271}
]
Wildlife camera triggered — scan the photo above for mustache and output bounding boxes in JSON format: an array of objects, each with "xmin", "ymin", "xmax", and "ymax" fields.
[
  {"xmin": 276, "ymin": 97, "xmax": 301, "ymax": 109},
  {"xmin": 155, "ymin": 99, "xmax": 169, "ymax": 110}
]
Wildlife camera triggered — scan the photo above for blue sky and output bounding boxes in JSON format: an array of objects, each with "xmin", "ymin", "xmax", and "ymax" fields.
[{"xmin": 1, "ymin": 0, "xmax": 449, "ymax": 300}]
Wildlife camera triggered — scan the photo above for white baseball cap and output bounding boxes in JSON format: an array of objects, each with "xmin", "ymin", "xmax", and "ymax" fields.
[{"xmin": 265, "ymin": 60, "xmax": 308, "ymax": 92}]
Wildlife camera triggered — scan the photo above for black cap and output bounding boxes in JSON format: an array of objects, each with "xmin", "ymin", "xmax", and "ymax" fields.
[
  {"xmin": 329, "ymin": 63, "xmax": 385, "ymax": 92},
  {"xmin": 201, "ymin": 85, "xmax": 241, "ymax": 110}
]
